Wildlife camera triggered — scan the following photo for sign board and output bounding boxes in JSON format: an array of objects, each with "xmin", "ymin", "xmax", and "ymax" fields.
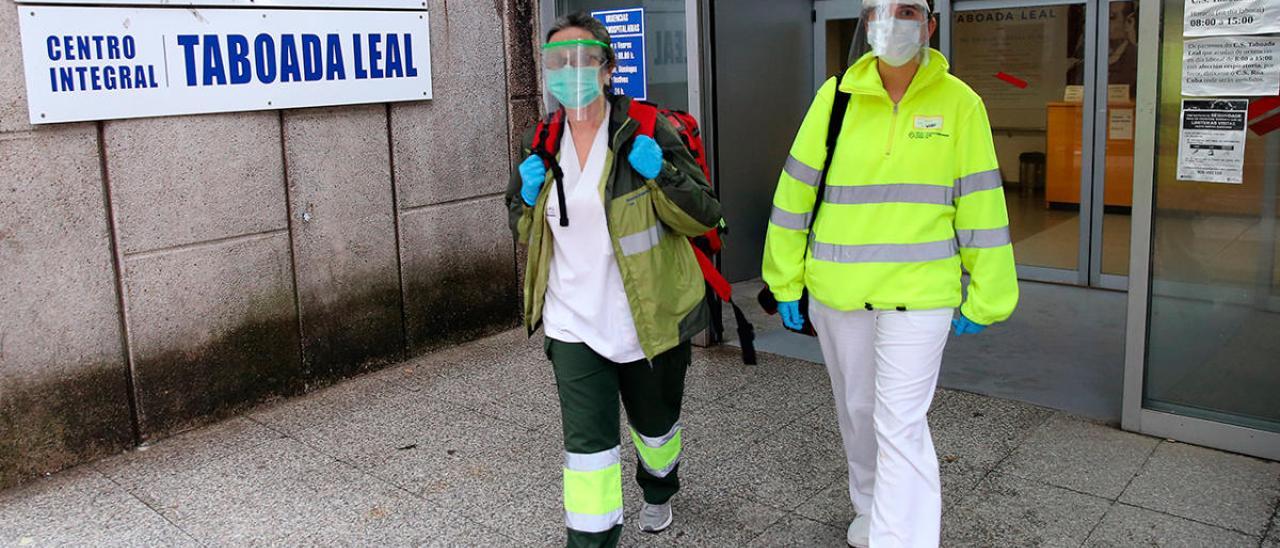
[
  {"xmin": 17, "ymin": 7, "xmax": 432, "ymax": 124},
  {"xmin": 1184, "ymin": 0, "xmax": 1280, "ymax": 37},
  {"xmin": 1177, "ymin": 99, "xmax": 1249, "ymax": 184},
  {"xmin": 16, "ymin": 0, "xmax": 426, "ymax": 9},
  {"xmin": 1182, "ymin": 36, "xmax": 1280, "ymax": 97},
  {"xmin": 592, "ymin": 7, "xmax": 647, "ymax": 101}
]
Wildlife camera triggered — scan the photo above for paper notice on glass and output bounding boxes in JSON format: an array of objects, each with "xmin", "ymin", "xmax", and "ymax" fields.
[
  {"xmin": 1064, "ymin": 85, "xmax": 1085, "ymax": 103},
  {"xmin": 1177, "ymin": 99, "xmax": 1248, "ymax": 184},
  {"xmin": 1182, "ymin": 36, "xmax": 1280, "ymax": 96},
  {"xmin": 1109, "ymin": 108, "xmax": 1135, "ymax": 140},
  {"xmin": 1185, "ymin": 0, "xmax": 1280, "ymax": 37}
]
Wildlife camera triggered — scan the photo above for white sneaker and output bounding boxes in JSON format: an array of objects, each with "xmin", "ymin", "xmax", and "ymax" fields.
[
  {"xmin": 847, "ymin": 514, "xmax": 870, "ymax": 548},
  {"xmin": 638, "ymin": 501, "xmax": 673, "ymax": 533}
]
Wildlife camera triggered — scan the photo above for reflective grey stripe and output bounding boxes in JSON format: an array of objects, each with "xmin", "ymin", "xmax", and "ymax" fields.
[
  {"xmin": 640, "ymin": 454, "xmax": 682, "ymax": 479},
  {"xmin": 632, "ymin": 422, "xmax": 682, "ymax": 448},
  {"xmin": 566, "ymin": 508, "xmax": 625, "ymax": 533},
  {"xmin": 954, "ymin": 170, "xmax": 1003, "ymax": 198},
  {"xmin": 564, "ymin": 447, "xmax": 621, "ymax": 472},
  {"xmin": 956, "ymin": 227, "xmax": 1012, "ymax": 249},
  {"xmin": 770, "ymin": 207, "xmax": 811, "ymax": 230},
  {"xmin": 825, "ymin": 184, "xmax": 954, "ymax": 206},
  {"xmin": 811, "ymin": 239, "xmax": 958, "ymax": 264},
  {"xmin": 784, "ymin": 155, "xmax": 823, "ymax": 187},
  {"xmin": 619, "ymin": 224, "xmax": 664, "ymax": 256}
]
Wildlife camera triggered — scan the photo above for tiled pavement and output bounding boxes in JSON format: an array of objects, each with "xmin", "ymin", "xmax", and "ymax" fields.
[{"xmin": 2, "ymin": 328, "xmax": 1277, "ymax": 547}]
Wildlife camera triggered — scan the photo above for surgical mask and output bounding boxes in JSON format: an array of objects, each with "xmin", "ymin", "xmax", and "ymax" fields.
[
  {"xmin": 547, "ymin": 66, "xmax": 603, "ymax": 110},
  {"xmin": 867, "ymin": 19, "xmax": 925, "ymax": 67}
]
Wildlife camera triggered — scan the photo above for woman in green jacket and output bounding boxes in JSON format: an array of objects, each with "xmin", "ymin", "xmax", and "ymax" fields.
[{"xmin": 504, "ymin": 12, "xmax": 721, "ymax": 548}]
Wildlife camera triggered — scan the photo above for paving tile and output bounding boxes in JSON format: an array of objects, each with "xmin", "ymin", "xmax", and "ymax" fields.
[
  {"xmin": 682, "ymin": 346, "xmax": 759, "ymax": 406},
  {"xmin": 793, "ymin": 478, "xmax": 855, "ymax": 528},
  {"xmin": 998, "ymin": 413, "xmax": 1160, "ymax": 499},
  {"xmin": 617, "ymin": 482, "xmax": 790, "ymax": 547},
  {"xmin": 680, "ymin": 398, "xmax": 785, "ymax": 467},
  {"xmin": 713, "ymin": 352, "xmax": 831, "ymax": 426},
  {"xmin": 95, "ymin": 417, "xmax": 283, "ymax": 491},
  {"xmin": 0, "ymin": 468, "xmax": 196, "ymax": 546},
  {"xmin": 128, "ymin": 436, "xmax": 505, "ymax": 545},
  {"xmin": 1268, "ymin": 506, "xmax": 1280, "ymax": 545},
  {"xmin": 930, "ymin": 390, "xmax": 1054, "ymax": 472},
  {"xmin": 744, "ymin": 513, "xmax": 846, "ymax": 547},
  {"xmin": 1083, "ymin": 504, "xmax": 1260, "ymax": 547},
  {"xmin": 700, "ymin": 423, "xmax": 845, "ymax": 512},
  {"xmin": 941, "ymin": 464, "xmax": 986, "ymax": 516},
  {"xmin": 246, "ymin": 372, "xmax": 408, "ymax": 436},
  {"xmin": 943, "ymin": 473, "xmax": 1111, "ymax": 547},
  {"xmin": 1120, "ymin": 441, "xmax": 1280, "ymax": 536}
]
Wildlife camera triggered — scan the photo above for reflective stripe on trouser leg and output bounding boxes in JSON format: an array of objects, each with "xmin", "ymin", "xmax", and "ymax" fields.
[
  {"xmin": 563, "ymin": 447, "xmax": 625, "ymax": 533},
  {"xmin": 630, "ymin": 422, "xmax": 683, "ymax": 479},
  {"xmin": 869, "ymin": 309, "xmax": 950, "ymax": 548}
]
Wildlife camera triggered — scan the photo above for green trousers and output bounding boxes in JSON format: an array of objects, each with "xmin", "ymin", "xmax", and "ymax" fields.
[{"xmin": 548, "ymin": 338, "xmax": 690, "ymax": 548}]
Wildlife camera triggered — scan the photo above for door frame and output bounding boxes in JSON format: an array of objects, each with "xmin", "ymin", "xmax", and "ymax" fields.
[{"xmin": 1120, "ymin": 0, "xmax": 1280, "ymax": 461}]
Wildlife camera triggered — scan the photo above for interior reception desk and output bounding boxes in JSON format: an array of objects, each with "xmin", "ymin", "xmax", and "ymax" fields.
[{"xmin": 1045, "ymin": 101, "xmax": 1135, "ymax": 208}]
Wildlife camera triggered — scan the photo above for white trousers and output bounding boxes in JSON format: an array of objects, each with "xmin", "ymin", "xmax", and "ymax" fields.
[{"xmin": 810, "ymin": 299, "xmax": 951, "ymax": 548}]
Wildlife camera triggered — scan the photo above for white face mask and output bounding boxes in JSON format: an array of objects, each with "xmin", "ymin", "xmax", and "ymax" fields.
[{"xmin": 867, "ymin": 19, "xmax": 925, "ymax": 67}]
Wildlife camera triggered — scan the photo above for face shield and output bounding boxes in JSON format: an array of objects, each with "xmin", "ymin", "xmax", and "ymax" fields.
[
  {"xmin": 542, "ymin": 39, "xmax": 611, "ymax": 122},
  {"xmin": 849, "ymin": 0, "xmax": 933, "ymax": 69}
]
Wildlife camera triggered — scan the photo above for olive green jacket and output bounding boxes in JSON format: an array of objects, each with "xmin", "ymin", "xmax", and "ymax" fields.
[{"xmin": 505, "ymin": 96, "xmax": 722, "ymax": 360}]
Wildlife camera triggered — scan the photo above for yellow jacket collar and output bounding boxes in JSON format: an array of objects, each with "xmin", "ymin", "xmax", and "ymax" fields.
[{"xmin": 839, "ymin": 48, "xmax": 950, "ymax": 99}]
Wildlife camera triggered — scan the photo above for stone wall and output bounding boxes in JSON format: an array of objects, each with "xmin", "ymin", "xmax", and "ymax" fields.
[{"xmin": 0, "ymin": 0, "xmax": 542, "ymax": 489}]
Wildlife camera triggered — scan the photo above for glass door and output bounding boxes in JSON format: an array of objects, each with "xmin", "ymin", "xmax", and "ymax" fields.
[
  {"xmin": 1123, "ymin": 0, "xmax": 1280, "ymax": 460},
  {"xmin": 817, "ymin": 0, "xmax": 1132, "ymax": 289}
]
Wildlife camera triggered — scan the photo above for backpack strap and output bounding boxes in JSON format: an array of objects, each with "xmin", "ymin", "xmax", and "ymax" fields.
[
  {"xmin": 532, "ymin": 109, "xmax": 569, "ymax": 227},
  {"xmin": 627, "ymin": 100, "xmax": 660, "ymax": 139},
  {"xmin": 806, "ymin": 89, "xmax": 853, "ymax": 248}
]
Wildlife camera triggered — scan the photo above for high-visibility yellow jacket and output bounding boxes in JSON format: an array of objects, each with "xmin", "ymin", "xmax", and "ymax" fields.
[{"xmin": 762, "ymin": 49, "xmax": 1018, "ymax": 325}]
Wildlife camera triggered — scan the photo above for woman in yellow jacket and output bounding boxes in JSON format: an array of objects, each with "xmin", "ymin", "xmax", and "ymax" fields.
[{"xmin": 761, "ymin": 1, "xmax": 1018, "ymax": 546}]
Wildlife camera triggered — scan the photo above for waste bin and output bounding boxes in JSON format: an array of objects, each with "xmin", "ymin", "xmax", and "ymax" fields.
[{"xmin": 1019, "ymin": 152, "xmax": 1046, "ymax": 196}]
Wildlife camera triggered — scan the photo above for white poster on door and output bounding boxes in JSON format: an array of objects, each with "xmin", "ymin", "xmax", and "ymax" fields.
[
  {"xmin": 1177, "ymin": 99, "xmax": 1249, "ymax": 184},
  {"xmin": 17, "ymin": 6, "xmax": 432, "ymax": 124},
  {"xmin": 1183, "ymin": 36, "xmax": 1280, "ymax": 96},
  {"xmin": 1185, "ymin": 0, "xmax": 1280, "ymax": 37}
]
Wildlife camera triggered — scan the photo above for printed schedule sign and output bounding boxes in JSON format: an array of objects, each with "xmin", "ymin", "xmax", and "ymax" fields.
[
  {"xmin": 1184, "ymin": 0, "xmax": 1280, "ymax": 37},
  {"xmin": 1182, "ymin": 36, "xmax": 1280, "ymax": 96},
  {"xmin": 17, "ymin": 7, "xmax": 432, "ymax": 124},
  {"xmin": 592, "ymin": 7, "xmax": 647, "ymax": 101}
]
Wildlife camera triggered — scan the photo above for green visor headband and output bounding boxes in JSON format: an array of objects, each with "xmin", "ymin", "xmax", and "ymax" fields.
[{"xmin": 542, "ymin": 39, "xmax": 611, "ymax": 50}]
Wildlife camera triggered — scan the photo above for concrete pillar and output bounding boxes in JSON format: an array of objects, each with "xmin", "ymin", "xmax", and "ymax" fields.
[
  {"xmin": 0, "ymin": 125, "xmax": 134, "ymax": 488},
  {"xmin": 393, "ymin": 0, "xmax": 520, "ymax": 352},
  {"xmin": 103, "ymin": 112, "xmax": 303, "ymax": 439},
  {"xmin": 282, "ymin": 105, "xmax": 406, "ymax": 380}
]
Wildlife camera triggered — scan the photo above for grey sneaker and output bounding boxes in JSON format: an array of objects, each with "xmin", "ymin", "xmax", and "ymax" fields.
[
  {"xmin": 638, "ymin": 501, "xmax": 673, "ymax": 533},
  {"xmin": 846, "ymin": 514, "xmax": 869, "ymax": 548}
]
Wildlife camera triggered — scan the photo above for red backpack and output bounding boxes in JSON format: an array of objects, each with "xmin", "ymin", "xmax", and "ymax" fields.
[{"xmin": 531, "ymin": 101, "xmax": 757, "ymax": 365}]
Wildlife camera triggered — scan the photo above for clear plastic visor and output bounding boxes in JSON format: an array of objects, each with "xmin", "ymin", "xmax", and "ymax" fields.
[
  {"xmin": 849, "ymin": 2, "xmax": 932, "ymax": 70},
  {"xmin": 542, "ymin": 39, "xmax": 611, "ymax": 122}
]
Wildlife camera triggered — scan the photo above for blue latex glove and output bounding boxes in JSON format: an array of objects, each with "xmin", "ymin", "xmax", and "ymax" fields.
[
  {"xmin": 519, "ymin": 155, "xmax": 547, "ymax": 206},
  {"xmin": 628, "ymin": 135, "xmax": 664, "ymax": 180},
  {"xmin": 778, "ymin": 300, "xmax": 805, "ymax": 331},
  {"xmin": 952, "ymin": 313, "xmax": 987, "ymax": 336}
]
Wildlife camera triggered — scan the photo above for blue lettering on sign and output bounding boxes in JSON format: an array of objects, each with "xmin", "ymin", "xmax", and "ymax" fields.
[
  {"xmin": 591, "ymin": 8, "xmax": 647, "ymax": 101},
  {"xmin": 45, "ymin": 32, "xmax": 421, "ymax": 94},
  {"xmin": 280, "ymin": 35, "xmax": 302, "ymax": 83},
  {"xmin": 302, "ymin": 35, "xmax": 324, "ymax": 82},
  {"xmin": 228, "ymin": 35, "xmax": 252, "ymax": 85},
  {"xmin": 326, "ymin": 34, "xmax": 346, "ymax": 80}
]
